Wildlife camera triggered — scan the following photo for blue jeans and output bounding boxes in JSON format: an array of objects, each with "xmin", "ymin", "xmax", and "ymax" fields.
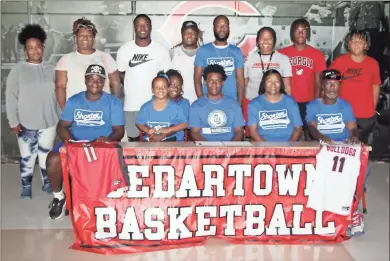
[{"xmin": 16, "ymin": 125, "xmax": 56, "ymax": 187}]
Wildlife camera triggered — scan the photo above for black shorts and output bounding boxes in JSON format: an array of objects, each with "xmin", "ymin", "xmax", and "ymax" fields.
[{"xmin": 297, "ymin": 102, "xmax": 309, "ymax": 127}]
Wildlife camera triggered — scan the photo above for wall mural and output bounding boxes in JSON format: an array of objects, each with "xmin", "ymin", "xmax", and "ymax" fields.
[{"xmin": 1, "ymin": 1, "xmax": 389, "ymax": 161}]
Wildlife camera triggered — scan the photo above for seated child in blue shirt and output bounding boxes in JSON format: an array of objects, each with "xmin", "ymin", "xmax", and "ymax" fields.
[
  {"xmin": 166, "ymin": 69, "xmax": 190, "ymax": 141},
  {"xmin": 136, "ymin": 72, "xmax": 188, "ymax": 142}
]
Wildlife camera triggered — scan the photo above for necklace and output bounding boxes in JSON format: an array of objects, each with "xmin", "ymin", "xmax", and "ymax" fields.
[
  {"xmin": 206, "ymin": 96, "xmax": 223, "ymax": 104},
  {"xmin": 258, "ymin": 51, "xmax": 275, "ymax": 74},
  {"xmin": 213, "ymin": 43, "xmax": 229, "ymax": 58}
]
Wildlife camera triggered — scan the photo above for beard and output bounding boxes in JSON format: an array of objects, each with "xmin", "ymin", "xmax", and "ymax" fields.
[
  {"xmin": 214, "ymin": 29, "xmax": 230, "ymax": 42},
  {"xmin": 325, "ymin": 93, "xmax": 338, "ymax": 99}
]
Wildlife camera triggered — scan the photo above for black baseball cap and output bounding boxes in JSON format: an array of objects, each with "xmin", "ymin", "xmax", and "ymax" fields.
[
  {"xmin": 323, "ymin": 69, "xmax": 341, "ymax": 81},
  {"xmin": 85, "ymin": 64, "xmax": 106, "ymax": 79},
  {"xmin": 181, "ymin": 21, "xmax": 199, "ymax": 33}
]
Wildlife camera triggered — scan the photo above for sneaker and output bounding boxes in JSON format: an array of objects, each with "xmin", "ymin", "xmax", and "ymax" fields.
[
  {"xmin": 42, "ymin": 183, "xmax": 53, "ymax": 194},
  {"xmin": 20, "ymin": 186, "xmax": 32, "ymax": 199},
  {"xmin": 48, "ymin": 197, "xmax": 66, "ymax": 220},
  {"xmin": 351, "ymin": 211, "xmax": 364, "ymax": 236}
]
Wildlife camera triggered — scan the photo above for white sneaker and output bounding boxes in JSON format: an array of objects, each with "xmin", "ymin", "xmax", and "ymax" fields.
[{"xmin": 351, "ymin": 211, "xmax": 364, "ymax": 236}]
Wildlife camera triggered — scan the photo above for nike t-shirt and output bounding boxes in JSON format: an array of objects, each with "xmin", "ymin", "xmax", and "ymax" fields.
[
  {"xmin": 330, "ymin": 54, "xmax": 381, "ymax": 118},
  {"xmin": 116, "ymin": 41, "xmax": 172, "ymax": 111}
]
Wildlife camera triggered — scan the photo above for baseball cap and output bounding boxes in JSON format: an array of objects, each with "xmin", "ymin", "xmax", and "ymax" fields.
[
  {"xmin": 85, "ymin": 64, "xmax": 106, "ymax": 79},
  {"xmin": 323, "ymin": 69, "xmax": 341, "ymax": 81},
  {"xmin": 181, "ymin": 21, "xmax": 199, "ymax": 33}
]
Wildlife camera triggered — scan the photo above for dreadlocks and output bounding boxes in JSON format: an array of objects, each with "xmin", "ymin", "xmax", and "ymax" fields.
[{"xmin": 290, "ymin": 18, "xmax": 311, "ymax": 42}]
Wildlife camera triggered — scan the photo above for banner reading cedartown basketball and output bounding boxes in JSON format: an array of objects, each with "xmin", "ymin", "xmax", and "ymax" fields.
[{"xmin": 60, "ymin": 142, "xmax": 368, "ymax": 255}]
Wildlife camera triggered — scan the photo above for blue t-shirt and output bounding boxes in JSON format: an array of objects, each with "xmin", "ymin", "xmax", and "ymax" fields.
[
  {"xmin": 136, "ymin": 99, "xmax": 187, "ymax": 141},
  {"xmin": 306, "ymin": 98, "xmax": 356, "ymax": 142},
  {"xmin": 61, "ymin": 92, "xmax": 125, "ymax": 141},
  {"xmin": 194, "ymin": 43, "xmax": 244, "ymax": 101},
  {"xmin": 173, "ymin": 98, "xmax": 190, "ymax": 141},
  {"xmin": 247, "ymin": 94, "xmax": 303, "ymax": 141},
  {"xmin": 189, "ymin": 96, "xmax": 245, "ymax": 141}
]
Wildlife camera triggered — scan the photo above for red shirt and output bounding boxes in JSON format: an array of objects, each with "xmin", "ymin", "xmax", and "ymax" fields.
[
  {"xmin": 330, "ymin": 54, "xmax": 381, "ymax": 118},
  {"xmin": 279, "ymin": 45, "xmax": 326, "ymax": 103}
]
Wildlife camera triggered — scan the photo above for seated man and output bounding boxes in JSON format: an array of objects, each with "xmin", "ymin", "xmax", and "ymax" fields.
[
  {"xmin": 306, "ymin": 68, "xmax": 364, "ymax": 236},
  {"xmin": 306, "ymin": 69, "xmax": 359, "ymax": 143},
  {"xmin": 189, "ymin": 64, "xmax": 245, "ymax": 141},
  {"xmin": 46, "ymin": 64, "xmax": 125, "ymax": 220}
]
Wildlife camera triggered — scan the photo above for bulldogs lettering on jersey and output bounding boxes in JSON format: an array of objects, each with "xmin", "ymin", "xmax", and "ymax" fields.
[{"xmin": 307, "ymin": 143, "xmax": 362, "ymax": 216}]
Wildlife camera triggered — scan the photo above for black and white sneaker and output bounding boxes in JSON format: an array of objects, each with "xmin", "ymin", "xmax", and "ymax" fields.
[{"xmin": 48, "ymin": 197, "xmax": 66, "ymax": 220}]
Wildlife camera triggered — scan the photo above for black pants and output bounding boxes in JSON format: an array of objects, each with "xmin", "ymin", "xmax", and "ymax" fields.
[
  {"xmin": 356, "ymin": 115, "xmax": 377, "ymax": 145},
  {"xmin": 297, "ymin": 102, "xmax": 311, "ymax": 141}
]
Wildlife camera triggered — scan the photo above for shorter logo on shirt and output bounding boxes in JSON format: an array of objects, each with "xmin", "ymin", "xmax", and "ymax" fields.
[
  {"xmin": 258, "ymin": 109, "xmax": 290, "ymax": 129},
  {"xmin": 296, "ymin": 68, "xmax": 304, "ymax": 75},
  {"xmin": 113, "ymin": 179, "xmax": 121, "ymax": 186},
  {"xmin": 342, "ymin": 206, "xmax": 350, "ymax": 211},
  {"xmin": 207, "ymin": 57, "xmax": 235, "ymax": 75},
  {"xmin": 203, "ymin": 110, "xmax": 231, "ymax": 134},
  {"xmin": 147, "ymin": 122, "xmax": 170, "ymax": 132},
  {"xmin": 129, "ymin": 54, "xmax": 152, "ymax": 67},
  {"xmin": 317, "ymin": 113, "xmax": 345, "ymax": 134},
  {"xmin": 74, "ymin": 109, "xmax": 105, "ymax": 126}
]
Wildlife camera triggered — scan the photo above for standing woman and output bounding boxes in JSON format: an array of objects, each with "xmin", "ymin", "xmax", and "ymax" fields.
[
  {"xmin": 330, "ymin": 30, "xmax": 381, "ymax": 145},
  {"xmin": 247, "ymin": 69, "xmax": 303, "ymax": 141},
  {"xmin": 243, "ymin": 26, "xmax": 292, "ymax": 130},
  {"xmin": 55, "ymin": 17, "xmax": 120, "ymax": 110},
  {"xmin": 6, "ymin": 24, "xmax": 60, "ymax": 199}
]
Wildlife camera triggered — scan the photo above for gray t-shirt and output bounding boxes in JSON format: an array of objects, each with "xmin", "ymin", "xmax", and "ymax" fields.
[
  {"xmin": 6, "ymin": 61, "xmax": 60, "ymax": 130},
  {"xmin": 244, "ymin": 51, "xmax": 292, "ymax": 100}
]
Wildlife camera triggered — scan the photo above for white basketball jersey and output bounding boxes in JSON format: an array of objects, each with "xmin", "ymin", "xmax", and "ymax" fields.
[{"xmin": 307, "ymin": 143, "xmax": 362, "ymax": 216}]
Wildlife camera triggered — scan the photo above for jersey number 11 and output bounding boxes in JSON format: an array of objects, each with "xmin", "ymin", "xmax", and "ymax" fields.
[{"xmin": 332, "ymin": 156, "xmax": 346, "ymax": 173}]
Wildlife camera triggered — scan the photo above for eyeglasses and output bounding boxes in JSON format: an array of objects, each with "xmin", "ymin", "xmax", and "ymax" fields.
[{"xmin": 77, "ymin": 24, "xmax": 95, "ymax": 31}]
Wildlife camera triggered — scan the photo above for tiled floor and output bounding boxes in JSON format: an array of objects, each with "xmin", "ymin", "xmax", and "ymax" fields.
[{"xmin": 1, "ymin": 162, "xmax": 389, "ymax": 261}]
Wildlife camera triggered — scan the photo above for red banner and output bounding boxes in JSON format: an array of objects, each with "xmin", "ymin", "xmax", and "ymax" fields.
[{"xmin": 60, "ymin": 142, "xmax": 368, "ymax": 255}]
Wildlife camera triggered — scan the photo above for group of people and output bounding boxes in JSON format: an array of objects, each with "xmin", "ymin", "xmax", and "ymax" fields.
[{"xmin": 5, "ymin": 14, "xmax": 380, "ymax": 236}]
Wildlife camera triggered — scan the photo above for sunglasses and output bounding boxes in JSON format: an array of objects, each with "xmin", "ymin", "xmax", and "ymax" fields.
[{"xmin": 77, "ymin": 24, "xmax": 95, "ymax": 30}]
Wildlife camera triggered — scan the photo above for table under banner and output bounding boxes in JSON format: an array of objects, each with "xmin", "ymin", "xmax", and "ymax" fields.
[{"xmin": 60, "ymin": 141, "xmax": 369, "ymax": 255}]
